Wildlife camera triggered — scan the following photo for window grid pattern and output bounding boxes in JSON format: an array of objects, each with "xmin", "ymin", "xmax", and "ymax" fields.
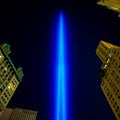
[
  {"xmin": 10, "ymin": 108, "xmax": 38, "ymax": 120},
  {"xmin": 0, "ymin": 44, "xmax": 23, "ymax": 117},
  {"xmin": 101, "ymin": 83, "xmax": 120, "ymax": 119},
  {"xmin": 96, "ymin": 41, "xmax": 120, "ymax": 120},
  {"xmin": 0, "ymin": 78, "xmax": 19, "ymax": 106}
]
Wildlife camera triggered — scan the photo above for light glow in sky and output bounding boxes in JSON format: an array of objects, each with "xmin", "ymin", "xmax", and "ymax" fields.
[{"xmin": 56, "ymin": 13, "xmax": 66, "ymax": 120}]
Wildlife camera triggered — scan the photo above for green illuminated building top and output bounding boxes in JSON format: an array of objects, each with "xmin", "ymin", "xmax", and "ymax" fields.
[{"xmin": 0, "ymin": 43, "xmax": 24, "ymax": 117}]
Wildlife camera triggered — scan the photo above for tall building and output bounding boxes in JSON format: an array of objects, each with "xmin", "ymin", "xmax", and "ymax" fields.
[
  {"xmin": 0, "ymin": 108, "xmax": 38, "ymax": 120},
  {"xmin": 97, "ymin": 0, "xmax": 120, "ymax": 17},
  {"xmin": 0, "ymin": 43, "xmax": 24, "ymax": 117},
  {"xmin": 96, "ymin": 40, "xmax": 120, "ymax": 120}
]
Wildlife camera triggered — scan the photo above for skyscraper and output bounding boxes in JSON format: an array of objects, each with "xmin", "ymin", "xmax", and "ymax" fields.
[
  {"xmin": 0, "ymin": 108, "xmax": 38, "ymax": 120},
  {"xmin": 0, "ymin": 43, "xmax": 24, "ymax": 117},
  {"xmin": 96, "ymin": 40, "xmax": 120, "ymax": 120},
  {"xmin": 97, "ymin": 0, "xmax": 120, "ymax": 17}
]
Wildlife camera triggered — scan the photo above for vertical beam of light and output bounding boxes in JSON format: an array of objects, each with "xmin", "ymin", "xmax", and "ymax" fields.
[{"xmin": 56, "ymin": 13, "xmax": 66, "ymax": 120}]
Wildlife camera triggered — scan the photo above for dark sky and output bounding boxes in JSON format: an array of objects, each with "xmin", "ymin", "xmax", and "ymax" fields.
[{"xmin": 0, "ymin": 0, "xmax": 120, "ymax": 120}]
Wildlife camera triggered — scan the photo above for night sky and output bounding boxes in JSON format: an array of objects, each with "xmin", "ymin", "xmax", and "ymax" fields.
[{"xmin": 0, "ymin": 0, "xmax": 120, "ymax": 120}]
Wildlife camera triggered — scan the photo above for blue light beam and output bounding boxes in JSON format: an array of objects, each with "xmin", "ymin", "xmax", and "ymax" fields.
[{"xmin": 56, "ymin": 13, "xmax": 66, "ymax": 120}]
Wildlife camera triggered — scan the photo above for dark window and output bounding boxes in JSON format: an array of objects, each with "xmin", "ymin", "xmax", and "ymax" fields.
[
  {"xmin": 118, "ymin": 95, "xmax": 120, "ymax": 99},
  {"xmin": 115, "ymin": 109, "xmax": 118, "ymax": 112}
]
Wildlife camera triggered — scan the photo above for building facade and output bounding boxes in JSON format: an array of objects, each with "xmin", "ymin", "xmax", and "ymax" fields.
[
  {"xmin": 0, "ymin": 43, "xmax": 23, "ymax": 117},
  {"xmin": 96, "ymin": 40, "xmax": 120, "ymax": 120},
  {"xmin": 0, "ymin": 108, "xmax": 38, "ymax": 120},
  {"xmin": 97, "ymin": 0, "xmax": 120, "ymax": 17}
]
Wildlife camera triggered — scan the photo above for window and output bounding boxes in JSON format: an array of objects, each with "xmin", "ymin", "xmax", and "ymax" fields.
[{"xmin": 0, "ymin": 88, "xmax": 2, "ymax": 94}]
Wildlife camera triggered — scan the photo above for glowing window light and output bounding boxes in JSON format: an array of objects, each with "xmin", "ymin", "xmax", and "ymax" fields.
[
  {"xmin": 7, "ymin": 83, "xmax": 15, "ymax": 91},
  {"xmin": 56, "ymin": 13, "xmax": 66, "ymax": 120},
  {"xmin": 4, "ymin": 67, "xmax": 7, "ymax": 71}
]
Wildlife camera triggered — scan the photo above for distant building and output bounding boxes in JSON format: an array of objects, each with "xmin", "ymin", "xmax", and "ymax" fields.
[
  {"xmin": 0, "ymin": 43, "xmax": 24, "ymax": 117},
  {"xmin": 97, "ymin": 0, "xmax": 120, "ymax": 17},
  {"xmin": 0, "ymin": 108, "xmax": 38, "ymax": 120},
  {"xmin": 96, "ymin": 40, "xmax": 120, "ymax": 120}
]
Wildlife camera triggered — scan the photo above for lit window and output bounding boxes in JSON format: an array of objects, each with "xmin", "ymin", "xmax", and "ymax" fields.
[
  {"xmin": 7, "ymin": 83, "xmax": 15, "ymax": 91},
  {"xmin": 109, "ymin": 54, "xmax": 111, "ymax": 57},
  {"xmin": 103, "ymin": 64, "xmax": 107, "ymax": 68},
  {"xmin": 4, "ymin": 67, "xmax": 7, "ymax": 71},
  {"xmin": 107, "ymin": 59, "xmax": 110, "ymax": 63}
]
